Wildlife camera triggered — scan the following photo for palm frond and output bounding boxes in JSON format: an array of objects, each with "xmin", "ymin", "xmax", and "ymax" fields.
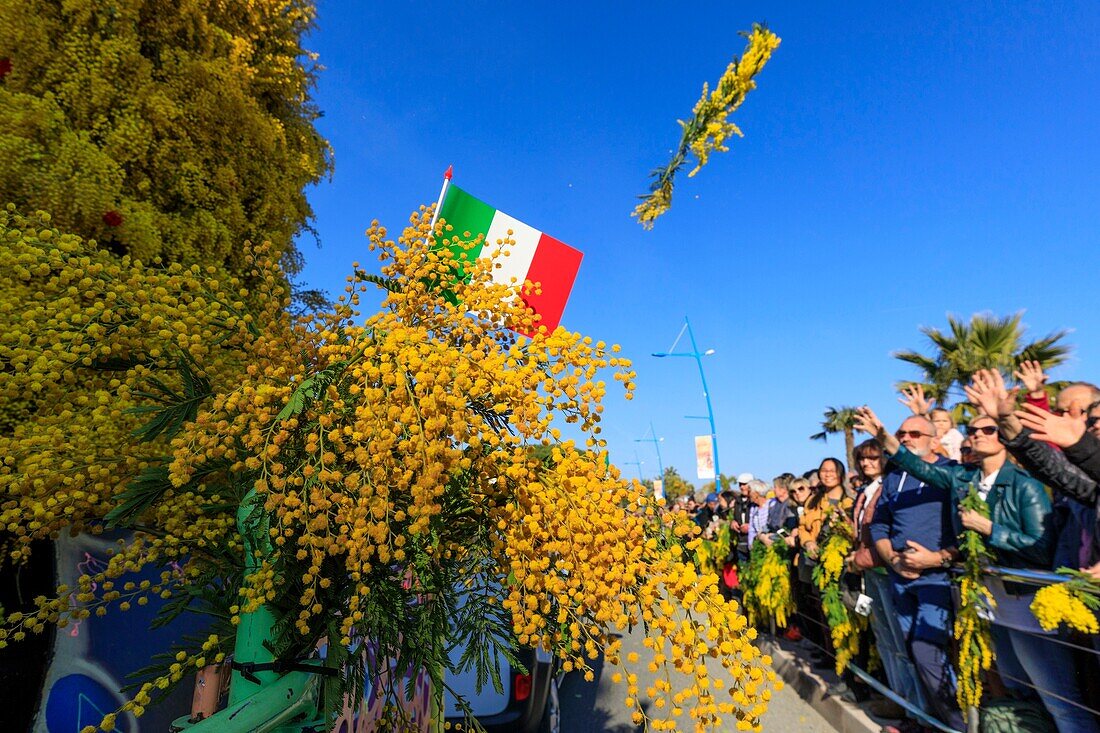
[
  {"xmin": 811, "ymin": 405, "xmax": 857, "ymax": 442},
  {"xmin": 891, "ymin": 350, "xmax": 940, "ymax": 374},
  {"xmin": 896, "ymin": 312, "xmax": 1074, "ymax": 405},
  {"xmin": 1018, "ymin": 330, "xmax": 1073, "ymax": 368}
]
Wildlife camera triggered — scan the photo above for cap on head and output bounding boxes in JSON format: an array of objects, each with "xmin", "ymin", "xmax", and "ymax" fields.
[
  {"xmin": 737, "ymin": 472, "xmax": 754, "ymax": 484},
  {"xmin": 705, "ymin": 492, "xmax": 719, "ymax": 504}
]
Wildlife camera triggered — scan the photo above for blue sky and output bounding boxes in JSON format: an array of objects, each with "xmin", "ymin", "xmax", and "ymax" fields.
[{"xmin": 297, "ymin": 2, "xmax": 1100, "ymax": 486}]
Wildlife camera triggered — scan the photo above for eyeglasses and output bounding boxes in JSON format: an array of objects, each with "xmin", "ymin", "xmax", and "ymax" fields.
[
  {"xmin": 1087, "ymin": 416, "xmax": 1100, "ymax": 429},
  {"xmin": 966, "ymin": 425, "xmax": 998, "ymax": 436},
  {"xmin": 895, "ymin": 430, "xmax": 933, "ymax": 439}
]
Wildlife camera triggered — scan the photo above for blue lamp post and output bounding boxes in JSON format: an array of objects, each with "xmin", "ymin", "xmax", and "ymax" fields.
[
  {"xmin": 653, "ymin": 317, "xmax": 720, "ymax": 486},
  {"xmin": 623, "ymin": 450, "xmax": 644, "ymax": 481},
  {"xmin": 634, "ymin": 422, "xmax": 665, "ymax": 480}
]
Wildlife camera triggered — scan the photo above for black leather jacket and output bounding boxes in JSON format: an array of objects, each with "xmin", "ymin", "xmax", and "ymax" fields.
[
  {"xmin": 1001, "ymin": 426, "xmax": 1098, "ymax": 567},
  {"xmin": 1002, "ymin": 427, "xmax": 1098, "ymax": 505},
  {"xmin": 1064, "ymin": 431, "xmax": 1100, "ymax": 487}
]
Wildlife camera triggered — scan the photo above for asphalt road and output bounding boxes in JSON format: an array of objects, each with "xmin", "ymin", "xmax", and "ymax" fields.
[{"xmin": 559, "ymin": 625, "xmax": 835, "ymax": 733}]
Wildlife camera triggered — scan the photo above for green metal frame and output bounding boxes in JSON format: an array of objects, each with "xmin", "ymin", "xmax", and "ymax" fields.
[
  {"xmin": 170, "ymin": 493, "xmax": 325, "ymax": 732},
  {"xmin": 168, "ymin": 490, "xmax": 445, "ymax": 733}
]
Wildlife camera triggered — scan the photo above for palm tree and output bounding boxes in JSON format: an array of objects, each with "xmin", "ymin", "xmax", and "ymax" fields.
[
  {"xmin": 810, "ymin": 406, "xmax": 859, "ymax": 471},
  {"xmin": 893, "ymin": 312, "xmax": 1071, "ymax": 404}
]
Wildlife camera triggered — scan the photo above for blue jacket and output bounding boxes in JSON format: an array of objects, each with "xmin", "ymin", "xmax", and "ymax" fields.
[{"xmin": 869, "ymin": 452, "xmax": 958, "ymax": 582}]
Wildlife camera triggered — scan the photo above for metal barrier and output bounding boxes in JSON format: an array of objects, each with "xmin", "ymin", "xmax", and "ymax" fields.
[
  {"xmin": 787, "ymin": 607, "xmax": 960, "ymax": 733},
  {"xmin": 954, "ymin": 565, "xmax": 1100, "ymax": 726},
  {"xmin": 775, "ymin": 565, "xmax": 1100, "ymax": 733}
]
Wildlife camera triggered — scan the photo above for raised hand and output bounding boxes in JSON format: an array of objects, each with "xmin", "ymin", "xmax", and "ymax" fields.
[
  {"xmin": 855, "ymin": 406, "xmax": 901, "ymax": 454},
  {"xmin": 1015, "ymin": 402, "xmax": 1086, "ymax": 448},
  {"xmin": 964, "ymin": 369, "xmax": 1018, "ymax": 419},
  {"xmin": 898, "ymin": 384, "xmax": 932, "ymax": 416},
  {"xmin": 854, "ymin": 406, "xmax": 885, "ymax": 437},
  {"xmin": 1014, "ymin": 360, "xmax": 1048, "ymax": 398}
]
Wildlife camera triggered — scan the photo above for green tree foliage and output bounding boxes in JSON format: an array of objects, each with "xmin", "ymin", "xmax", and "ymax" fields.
[
  {"xmin": 657, "ymin": 466, "xmax": 694, "ymax": 502},
  {"xmin": 699, "ymin": 473, "xmax": 736, "ymax": 495},
  {"xmin": 0, "ymin": 0, "xmax": 332, "ymax": 274},
  {"xmin": 893, "ymin": 312, "xmax": 1072, "ymax": 404},
  {"xmin": 810, "ymin": 406, "xmax": 858, "ymax": 471}
]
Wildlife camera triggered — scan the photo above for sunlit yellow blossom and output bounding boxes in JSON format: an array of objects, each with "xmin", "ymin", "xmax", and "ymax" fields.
[
  {"xmin": 810, "ymin": 509, "xmax": 862, "ymax": 674},
  {"xmin": 1031, "ymin": 580, "xmax": 1100, "ymax": 634},
  {"xmin": 1, "ymin": 202, "xmax": 775, "ymax": 731},
  {"xmin": 633, "ymin": 24, "xmax": 780, "ymax": 229},
  {"xmin": 741, "ymin": 541, "xmax": 795, "ymax": 629}
]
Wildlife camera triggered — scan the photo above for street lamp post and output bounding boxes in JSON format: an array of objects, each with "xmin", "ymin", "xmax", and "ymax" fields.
[
  {"xmin": 653, "ymin": 317, "xmax": 720, "ymax": 486},
  {"xmin": 623, "ymin": 450, "xmax": 644, "ymax": 481},
  {"xmin": 634, "ymin": 422, "xmax": 665, "ymax": 480}
]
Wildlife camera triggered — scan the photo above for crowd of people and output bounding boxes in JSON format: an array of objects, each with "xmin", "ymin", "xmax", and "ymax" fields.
[{"xmin": 674, "ymin": 362, "xmax": 1100, "ymax": 733}]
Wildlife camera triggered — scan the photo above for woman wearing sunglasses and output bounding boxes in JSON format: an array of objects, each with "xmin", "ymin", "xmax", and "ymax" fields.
[
  {"xmin": 965, "ymin": 369, "xmax": 1100, "ymax": 578},
  {"xmin": 855, "ymin": 405, "xmax": 1097, "ymax": 733}
]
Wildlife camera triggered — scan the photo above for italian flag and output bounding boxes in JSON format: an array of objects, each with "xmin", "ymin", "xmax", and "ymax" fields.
[{"xmin": 434, "ymin": 181, "xmax": 583, "ymax": 337}]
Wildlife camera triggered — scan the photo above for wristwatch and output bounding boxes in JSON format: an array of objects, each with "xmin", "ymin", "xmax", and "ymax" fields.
[{"xmin": 939, "ymin": 551, "xmax": 952, "ymax": 568}]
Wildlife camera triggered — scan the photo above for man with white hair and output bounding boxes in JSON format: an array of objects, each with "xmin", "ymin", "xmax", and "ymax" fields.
[{"xmin": 743, "ymin": 477, "xmax": 787, "ymax": 545}]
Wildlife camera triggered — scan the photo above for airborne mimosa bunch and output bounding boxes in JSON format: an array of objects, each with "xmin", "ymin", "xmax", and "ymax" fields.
[
  {"xmin": 0, "ymin": 204, "xmax": 778, "ymax": 731},
  {"xmin": 633, "ymin": 24, "xmax": 781, "ymax": 229}
]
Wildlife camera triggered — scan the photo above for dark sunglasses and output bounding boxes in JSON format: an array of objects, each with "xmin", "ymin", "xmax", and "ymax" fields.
[
  {"xmin": 966, "ymin": 425, "xmax": 998, "ymax": 437},
  {"xmin": 1087, "ymin": 416, "xmax": 1100, "ymax": 429},
  {"xmin": 895, "ymin": 430, "xmax": 933, "ymax": 439}
]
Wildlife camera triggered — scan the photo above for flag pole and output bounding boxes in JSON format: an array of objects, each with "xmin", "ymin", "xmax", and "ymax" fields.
[{"xmin": 428, "ymin": 165, "xmax": 453, "ymax": 233}]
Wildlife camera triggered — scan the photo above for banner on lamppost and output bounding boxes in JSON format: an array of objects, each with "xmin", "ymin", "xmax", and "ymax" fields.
[
  {"xmin": 695, "ymin": 435, "xmax": 715, "ymax": 480},
  {"xmin": 653, "ymin": 478, "xmax": 665, "ymax": 500}
]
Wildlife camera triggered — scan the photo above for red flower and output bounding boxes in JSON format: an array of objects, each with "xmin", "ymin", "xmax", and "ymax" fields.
[
  {"xmin": 0, "ymin": 58, "xmax": 11, "ymax": 80},
  {"xmin": 102, "ymin": 210, "xmax": 124, "ymax": 227}
]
